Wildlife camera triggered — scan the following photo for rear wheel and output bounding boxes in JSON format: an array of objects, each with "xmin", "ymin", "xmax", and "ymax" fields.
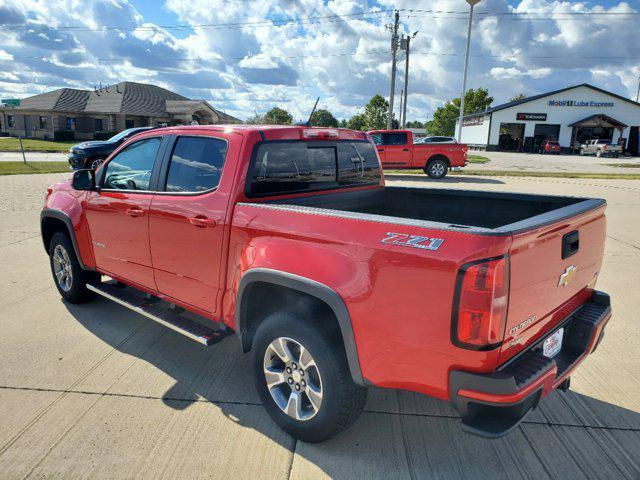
[
  {"xmin": 252, "ymin": 310, "xmax": 367, "ymax": 443},
  {"xmin": 49, "ymin": 231, "xmax": 98, "ymax": 303},
  {"xmin": 425, "ymin": 158, "xmax": 448, "ymax": 179}
]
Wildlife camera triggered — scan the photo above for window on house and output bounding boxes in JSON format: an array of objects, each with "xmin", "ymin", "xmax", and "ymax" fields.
[
  {"xmin": 95, "ymin": 118, "xmax": 103, "ymax": 131},
  {"xmin": 8, "ymin": 115, "xmax": 15, "ymax": 128},
  {"xmin": 39, "ymin": 116, "xmax": 47, "ymax": 129},
  {"xmin": 66, "ymin": 117, "xmax": 76, "ymax": 130},
  {"xmin": 125, "ymin": 120, "xmax": 134, "ymax": 129}
]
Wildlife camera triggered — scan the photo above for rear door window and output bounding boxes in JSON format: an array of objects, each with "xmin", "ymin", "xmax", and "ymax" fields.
[
  {"xmin": 164, "ymin": 136, "xmax": 228, "ymax": 193},
  {"xmin": 382, "ymin": 133, "xmax": 408, "ymax": 145}
]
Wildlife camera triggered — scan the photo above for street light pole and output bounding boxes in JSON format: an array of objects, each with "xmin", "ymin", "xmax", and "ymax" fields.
[
  {"xmin": 386, "ymin": 10, "xmax": 400, "ymax": 130},
  {"xmin": 636, "ymin": 75, "xmax": 640, "ymax": 103},
  {"xmin": 401, "ymin": 32, "xmax": 417, "ymax": 129},
  {"xmin": 456, "ymin": 0, "xmax": 481, "ymax": 143}
]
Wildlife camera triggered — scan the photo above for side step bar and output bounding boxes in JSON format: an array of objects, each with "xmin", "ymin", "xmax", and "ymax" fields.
[{"xmin": 86, "ymin": 282, "xmax": 231, "ymax": 346}]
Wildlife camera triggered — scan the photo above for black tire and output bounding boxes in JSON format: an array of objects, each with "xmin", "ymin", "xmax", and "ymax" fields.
[
  {"xmin": 252, "ymin": 310, "xmax": 367, "ymax": 443},
  {"xmin": 424, "ymin": 158, "xmax": 448, "ymax": 179},
  {"xmin": 48, "ymin": 231, "xmax": 98, "ymax": 303}
]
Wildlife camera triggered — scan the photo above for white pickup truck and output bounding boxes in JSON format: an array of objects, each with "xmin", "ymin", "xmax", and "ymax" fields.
[{"xmin": 580, "ymin": 139, "xmax": 622, "ymax": 158}]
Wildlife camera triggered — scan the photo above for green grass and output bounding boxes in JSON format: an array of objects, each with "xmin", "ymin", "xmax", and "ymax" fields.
[
  {"xmin": 604, "ymin": 163, "xmax": 640, "ymax": 168},
  {"xmin": 0, "ymin": 138, "xmax": 75, "ymax": 152},
  {"xmin": 467, "ymin": 155, "xmax": 490, "ymax": 164},
  {"xmin": 0, "ymin": 161, "xmax": 71, "ymax": 175},
  {"xmin": 385, "ymin": 169, "xmax": 640, "ymax": 180}
]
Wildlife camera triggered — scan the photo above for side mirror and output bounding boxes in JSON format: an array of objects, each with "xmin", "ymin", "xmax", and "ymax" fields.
[{"xmin": 72, "ymin": 169, "xmax": 96, "ymax": 191}]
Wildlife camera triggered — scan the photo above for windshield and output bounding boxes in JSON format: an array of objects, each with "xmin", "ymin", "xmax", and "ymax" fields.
[{"xmin": 108, "ymin": 128, "xmax": 143, "ymax": 143}]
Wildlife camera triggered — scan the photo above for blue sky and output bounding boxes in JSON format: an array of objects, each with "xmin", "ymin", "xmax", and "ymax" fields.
[{"xmin": 0, "ymin": 0, "xmax": 638, "ymax": 121}]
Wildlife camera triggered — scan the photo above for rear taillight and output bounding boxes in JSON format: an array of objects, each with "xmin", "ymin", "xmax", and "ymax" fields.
[{"xmin": 452, "ymin": 256, "xmax": 509, "ymax": 350}]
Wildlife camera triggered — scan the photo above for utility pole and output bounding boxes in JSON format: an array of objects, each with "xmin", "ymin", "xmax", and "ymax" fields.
[
  {"xmin": 457, "ymin": 0, "xmax": 481, "ymax": 142},
  {"xmin": 398, "ymin": 89, "xmax": 404, "ymax": 127},
  {"xmin": 636, "ymin": 75, "xmax": 640, "ymax": 103},
  {"xmin": 400, "ymin": 32, "xmax": 418, "ymax": 129},
  {"xmin": 386, "ymin": 10, "xmax": 400, "ymax": 130}
]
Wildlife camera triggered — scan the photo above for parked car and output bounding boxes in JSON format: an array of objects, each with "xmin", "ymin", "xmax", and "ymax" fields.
[
  {"xmin": 68, "ymin": 127, "xmax": 156, "ymax": 169},
  {"xmin": 414, "ymin": 136, "xmax": 457, "ymax": 144},
  {"xmin": 42, "ymin": 125, "xmax": 611, "ymax": 442},
  {"xmin": 579, "ymin": 139, "xmax": 622, "ymax": 158},
  {"xmin": 368, "ymin": 129, "xmax": 467, "ymax": 178},
  {"xmin": 540, "ymin": 140, "xmax": 561, "ymax": 154}
]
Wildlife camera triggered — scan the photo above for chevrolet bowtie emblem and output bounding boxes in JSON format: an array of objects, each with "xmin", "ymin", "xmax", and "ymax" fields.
[{"xmin": 558, "ymin": 265, "xmax": 578, "ymax": 287}]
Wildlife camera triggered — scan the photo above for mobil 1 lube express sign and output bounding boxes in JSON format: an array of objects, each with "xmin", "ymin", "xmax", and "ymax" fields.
[{"xmin": 548, "ymin": 99, "xmax": 614, "ymax": 108}]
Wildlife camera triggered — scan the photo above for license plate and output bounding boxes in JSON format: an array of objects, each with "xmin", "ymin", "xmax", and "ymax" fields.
[{"xmin": 543, "ymin": 328, "xmax": 564, "ymax": 358}]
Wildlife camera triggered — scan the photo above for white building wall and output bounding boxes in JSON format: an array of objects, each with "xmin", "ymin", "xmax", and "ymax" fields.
[
  {"xmin": 485, "ymin": 85, "xmax": 640, "ymax": 148},
  {"xmin": 456, "ymin": 115, "xmax": 490, "ymax": 145}
]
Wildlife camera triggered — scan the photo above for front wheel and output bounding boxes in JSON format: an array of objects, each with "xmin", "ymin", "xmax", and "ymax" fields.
[
  {"xmin": 252, "ymin": 311, "xmax": 367, "ymax": 443},
  {"xmin": 88, "ymin": 157, "xmax": 106, "ymax": 170},
  {"xmin": 425, "ymin": 158, "xmax": 448, "ymax": 179},
  {"xmin": 49, "ymin": 231, "xmax": 98, "ymax": 303}
]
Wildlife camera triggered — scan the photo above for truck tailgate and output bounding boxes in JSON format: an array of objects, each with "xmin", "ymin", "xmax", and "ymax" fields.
[{"xmin": 500, "ymin": 203, "xmax": 607, "ymax": 363}]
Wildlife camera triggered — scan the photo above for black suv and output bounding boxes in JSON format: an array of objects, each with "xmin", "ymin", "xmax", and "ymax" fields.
[{"xmin": 68, "ymin": 127, "xmax": 156, "ymax": 169}]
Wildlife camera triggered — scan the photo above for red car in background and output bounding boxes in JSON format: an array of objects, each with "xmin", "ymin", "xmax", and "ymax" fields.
[
  {"xmin": 541, "ymin": 140, "xmax": 561, "ymax": 154},
  {"xmin": 368, "ymin": 129, "xmax": 468, "ymax": 178}
]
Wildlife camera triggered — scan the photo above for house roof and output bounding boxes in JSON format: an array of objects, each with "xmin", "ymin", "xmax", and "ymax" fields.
[
  {"xmin": 15, "ymin": 82, "xmax": 240, "ymax": 122},
  {"xmin": 568, "ymin": 114, "xmax": 628, "ymax": 128},
  {"xmin": 462, "ymin": 83, "xmax": 640, "ymax": 119}
]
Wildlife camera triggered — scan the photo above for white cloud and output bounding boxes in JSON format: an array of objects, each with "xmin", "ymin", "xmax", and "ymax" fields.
[{"xmin": 0, "ymin": 0, "xmax": 638, "ymax": 122}]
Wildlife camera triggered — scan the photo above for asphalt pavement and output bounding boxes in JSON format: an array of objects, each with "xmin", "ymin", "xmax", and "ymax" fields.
[{"xmin": 0, "ymin": 172, "xmax": 638, "ymax": 479}]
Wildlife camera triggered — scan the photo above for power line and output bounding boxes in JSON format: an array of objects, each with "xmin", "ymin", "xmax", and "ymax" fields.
[{"xmin": 0, "ymin": 8, "xmax": 637, "ymax": 31}]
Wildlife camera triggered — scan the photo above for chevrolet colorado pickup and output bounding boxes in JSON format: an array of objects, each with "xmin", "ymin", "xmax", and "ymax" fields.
[
  {"xmin": 368, "ymin": 129, "xmax": 468, "ymax": 178},
  {"xmin": 42, "ymin": 125, "xmax": 611, "ymax": 442}
]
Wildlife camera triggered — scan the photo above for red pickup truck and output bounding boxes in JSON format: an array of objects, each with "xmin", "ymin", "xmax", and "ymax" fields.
[
  {"xmin": 368, "ymin": 129, "xmax": 468, "ymax": 178},
  {"xmin": 42, "ymin": 125, "xmax": 611, "ymax": 442}
]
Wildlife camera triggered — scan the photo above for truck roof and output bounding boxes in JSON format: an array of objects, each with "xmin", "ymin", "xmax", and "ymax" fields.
[{"xmin": 147, "ymin": 124, "xmax": 368, "ymax": 142}]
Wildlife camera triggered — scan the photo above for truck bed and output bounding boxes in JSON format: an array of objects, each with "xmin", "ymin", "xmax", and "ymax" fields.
[{"xmin": 263, "ymin": 186, "xmax": 604, "ymax": 234}]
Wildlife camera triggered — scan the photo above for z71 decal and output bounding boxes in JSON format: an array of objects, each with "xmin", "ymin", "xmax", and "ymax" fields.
[{"xmin": 381, "ymin": 232, "xmax": 444, "ymax": 251}]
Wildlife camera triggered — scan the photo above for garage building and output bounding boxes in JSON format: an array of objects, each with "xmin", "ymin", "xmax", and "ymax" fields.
[{"xmin": 456, "ymin": 83, "xmax": 640, "ymax": 155}]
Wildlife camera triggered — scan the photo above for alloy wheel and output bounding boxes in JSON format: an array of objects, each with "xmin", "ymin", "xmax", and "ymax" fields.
[
  {"xmin": 263, "ymin": 337, "xmax": 323, "ymax": 421},
  {"xmin": 52, "ymin": 244, "xmax": 73, "ymax": 292}
]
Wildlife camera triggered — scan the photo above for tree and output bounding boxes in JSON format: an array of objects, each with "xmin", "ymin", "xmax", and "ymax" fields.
[
  {"xmin": 425, "ymin": 88, "xmax": 493, "ymax": 136},
  {"xmin": 263, "ymin": 107, "xmax": 293, "ymax": 125},
  {"xmin": 310, "ymin": 108, "xmax": 339, "ymax": 127},
  {"xmin": 405, "ymin": 120, "xmax": 424, "ymax": 128},
  {"xmin": 338, "ymin": 119, "xmax": 348, "ymax": 128},
  {"xmin": 363, "ymin": 94, "xmax": 389, "ymax": 131},
  {"xmin": 509, "ymin": 93, "xmax": 527, "ymax": 102},
  {"xmin": 244, "ymin": 113, "xmax": 264, "ymax": 124},
  {"xmin": 347, "ymin": 113, "xmax": 367, "ymax": 131}
]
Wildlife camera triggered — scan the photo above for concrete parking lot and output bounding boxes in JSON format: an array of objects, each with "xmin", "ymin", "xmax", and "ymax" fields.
[{"xmin": 0, "ymin": 172, "xmax": 639, "ymax": 479}]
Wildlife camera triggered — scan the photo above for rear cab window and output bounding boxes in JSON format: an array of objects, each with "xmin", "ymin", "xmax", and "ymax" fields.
[{"xmin": 247, "ymin": 141, "xmax": 381, "ymax": 197}]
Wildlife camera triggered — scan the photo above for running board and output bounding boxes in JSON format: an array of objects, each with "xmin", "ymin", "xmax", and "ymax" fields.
[{"xmin": 86, "ymin": 282, "xmax": 231, "ymax": 346}]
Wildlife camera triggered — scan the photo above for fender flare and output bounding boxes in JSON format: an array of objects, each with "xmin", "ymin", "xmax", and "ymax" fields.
[
  {"xmin": 40, "ymin": 209, "xmax": 87, "ymax": 269},
  {"xmin": 236, "ymin": 268, "xmax": 366, "ymax": 386}
]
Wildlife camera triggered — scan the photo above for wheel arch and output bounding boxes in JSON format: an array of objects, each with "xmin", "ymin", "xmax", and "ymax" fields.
[
  {"xmin": 235, "ymin": 268, "xmax": 365, "ymax": 386},
  {"xmin": 426, "ymin": 153, "xmax": 450, "ymax": 168},
  {"xmin": 41, "ymin": 209, "xmax": 87, "ymax": 269}
]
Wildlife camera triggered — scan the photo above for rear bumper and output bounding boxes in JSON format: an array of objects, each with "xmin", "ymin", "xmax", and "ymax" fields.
[{"xmin": 449, "ymin": 290, "xmax": 611, "ymax": 438}]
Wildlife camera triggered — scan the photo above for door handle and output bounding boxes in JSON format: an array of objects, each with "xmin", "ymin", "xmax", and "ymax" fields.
[
  {"xmin": 377, "ymin": 148, "xmax": 385, "ymax": 152},
  {"xmin": 402, "ymin": 148, "xmax": 410, "ymax": 152},
  {"xmin": 189, "ymin": 216, "xmax": 216, "ymax": 228},
  {"xmin": 126, "ymin": 207, "xmax": 145, "ymax": 217}
]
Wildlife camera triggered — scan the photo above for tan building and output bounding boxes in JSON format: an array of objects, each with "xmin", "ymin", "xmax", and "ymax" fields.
[{"xmin": 0, "ymin": 81, "xmax": 240, "ymax": 140}]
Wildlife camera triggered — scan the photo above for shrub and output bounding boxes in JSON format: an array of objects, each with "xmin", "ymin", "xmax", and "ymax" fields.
[{"xmin": 54, "ymin": 130, "xmax": 75, "ymax": 141}]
